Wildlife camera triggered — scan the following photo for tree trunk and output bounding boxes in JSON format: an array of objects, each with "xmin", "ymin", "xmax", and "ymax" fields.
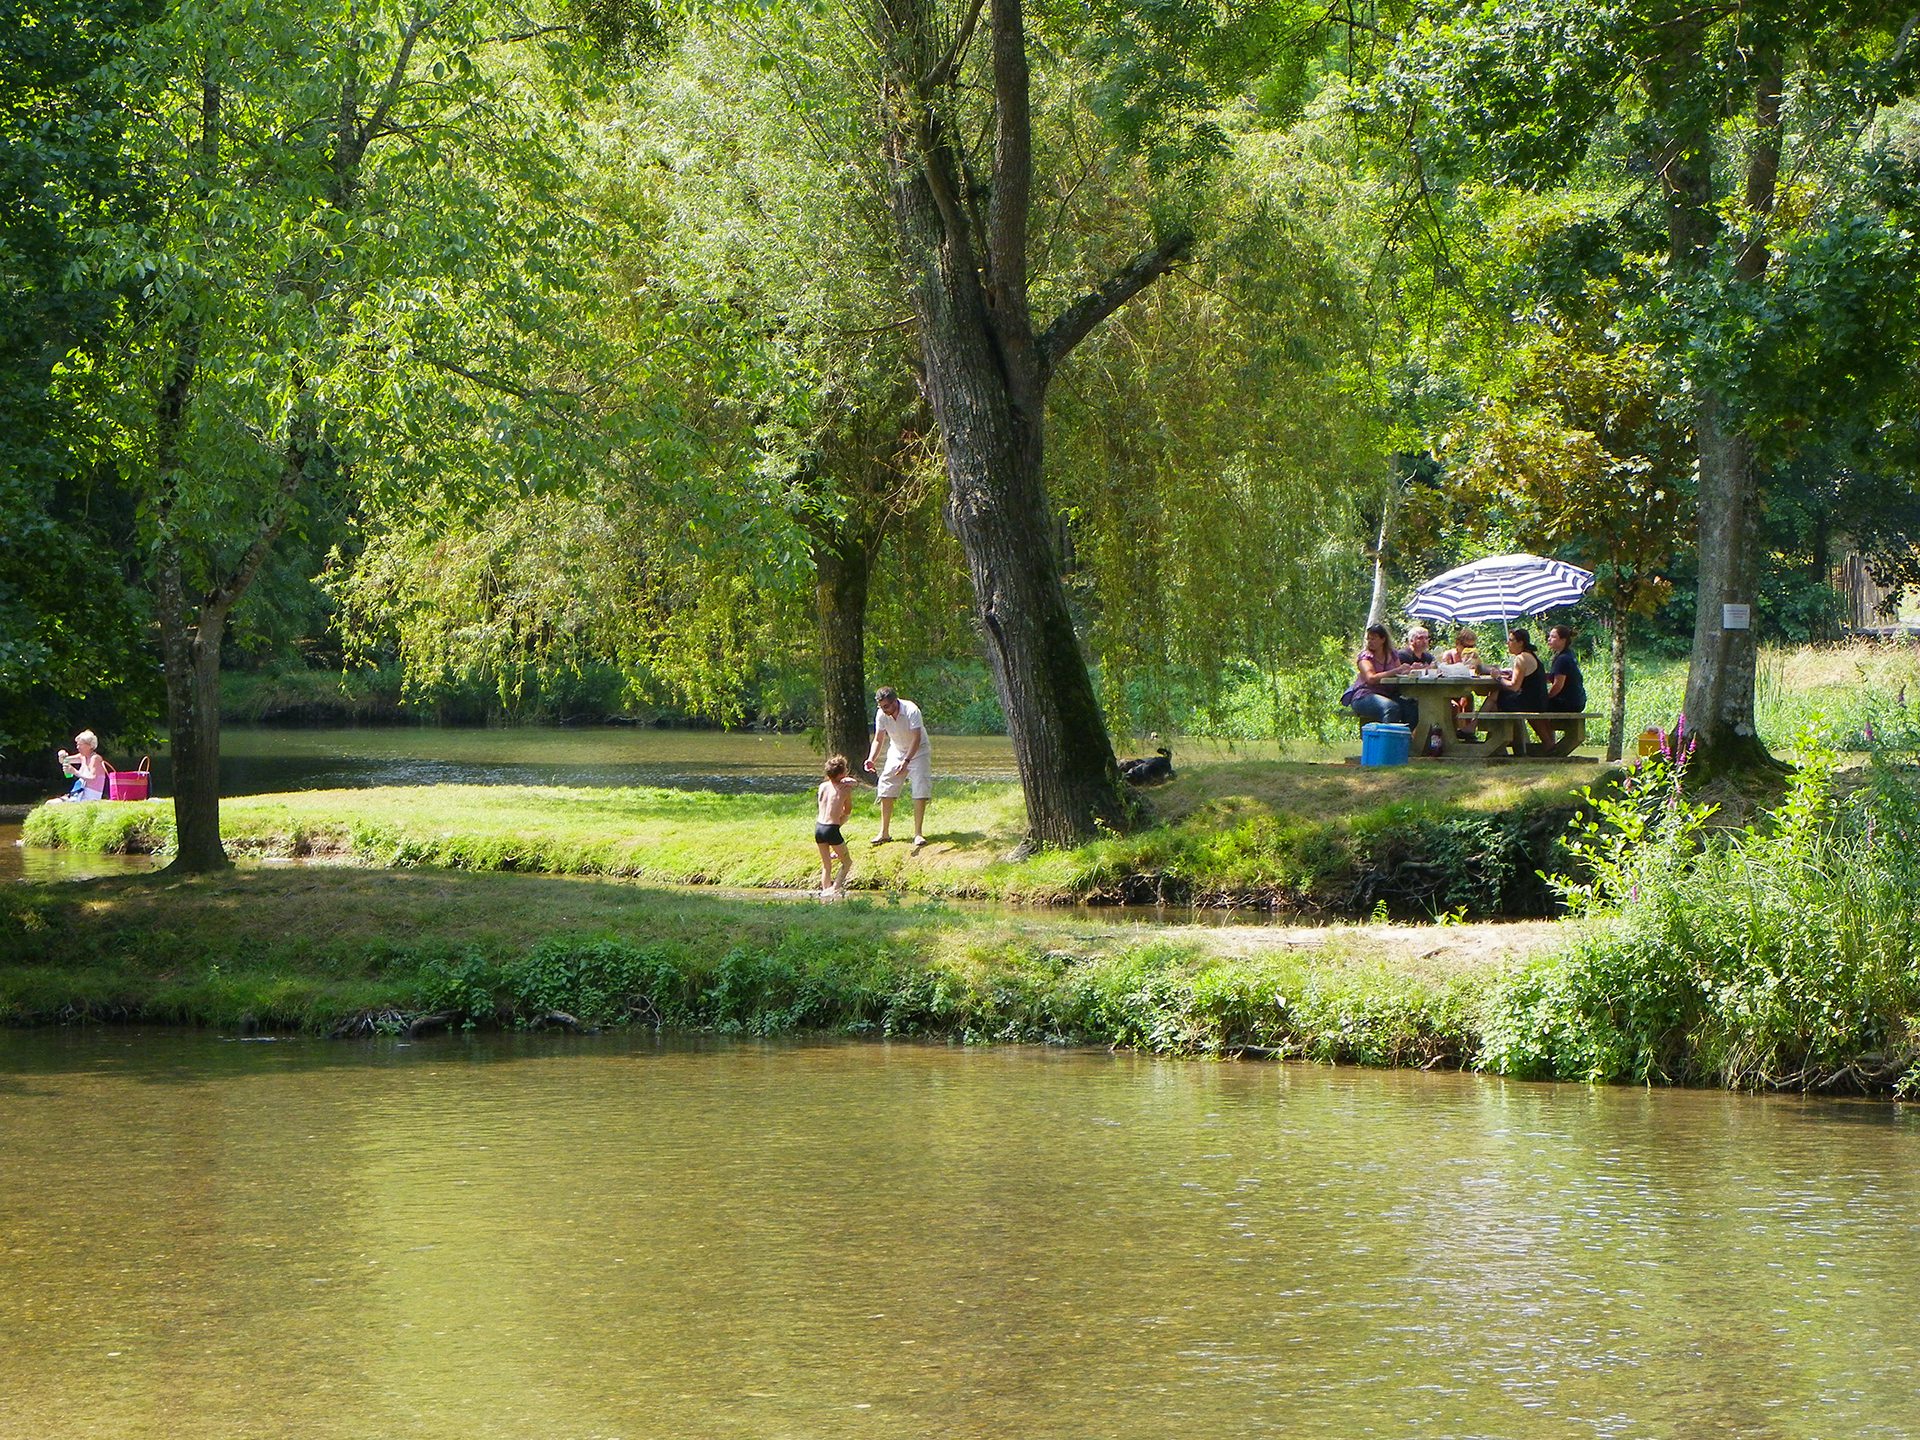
[
  {"xmin": 1607, "ymin": 610, "xmax": 1629, "ymax": 762},
  {"xmin": 866, "ymin": 0, "xmax": 1193, "ymax": 846},
  {"xmin": 875, "ymin": 16, "xmax": 1133, "ymax": 847},
  {"xmin": 1661, "ymin": 40, "xmax": 1782, "ymax": 773},
  {"xmin": 813, "ymin": 530, "xmax": 874, "ymax": 774},
  {"xmin": 1366, "ymin": 492, "xmax": 1392, "ymax": 628},
  {"xmin": 1680, "ymin": 396, "xmax": 1771, "ymax": 768},
  {"xmin": 924, "ymin": 297, "xmax": 1130, "ymax": 843},
  {"xmin": 155, "ymin": 542, "xmax": 230, "ymax": 872}
]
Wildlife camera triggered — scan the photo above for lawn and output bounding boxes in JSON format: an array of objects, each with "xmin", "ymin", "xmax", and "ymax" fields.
[{"xmin": 24, "ymin": 757, "xmax": 1597, "ymax": 912}]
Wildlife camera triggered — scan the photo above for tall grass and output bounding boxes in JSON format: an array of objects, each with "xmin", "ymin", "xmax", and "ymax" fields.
[
  {"xmin": 1480, "ymin": 735, "xmax": 1920, "ymax": 1091},
  {"xmin": 1620, "ymin": 642, "xmax": 1920, "ymax": 753}
]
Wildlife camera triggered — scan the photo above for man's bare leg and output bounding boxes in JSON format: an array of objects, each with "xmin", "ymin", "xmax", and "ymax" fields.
[
  {"xmin": 911, "ymin": 797, "xmax": 928, "ymax": 847},
  {"xmin": 872, "ymin": 795, "xmax": 895, "ymax": 843}
]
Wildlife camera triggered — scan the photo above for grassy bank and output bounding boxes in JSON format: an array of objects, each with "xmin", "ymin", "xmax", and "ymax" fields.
[
  {"xmin": 1621, "ymin": 642, "xmax": 1920, "ymax": 752},
  {"xmin": 0, "ymin": 869, "xmax": 1539, "ymax": 1064},
  {"xmin": 24, "ymin": 760, "xmax": 1594, "ymax": 917},
  {"xmin": 6, "ymin": 850, "xmax": 1915, "ymax": 1093}
]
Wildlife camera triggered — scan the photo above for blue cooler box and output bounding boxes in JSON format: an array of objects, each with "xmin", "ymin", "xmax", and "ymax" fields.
[{"xmin": 1361, "ymin": 723, "xmax": 1412, "ymax": 766}]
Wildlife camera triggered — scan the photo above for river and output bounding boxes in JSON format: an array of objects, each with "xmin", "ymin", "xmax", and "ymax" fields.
[{"xmin": 1, "ymin": 1031, "xmax": 1915, "ymax": 1439}]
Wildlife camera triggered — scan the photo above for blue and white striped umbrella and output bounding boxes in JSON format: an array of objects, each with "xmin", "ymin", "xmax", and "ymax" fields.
[{"xmin": 1405, "ymin": 553, "xmax": 1594, "ymax": 626}]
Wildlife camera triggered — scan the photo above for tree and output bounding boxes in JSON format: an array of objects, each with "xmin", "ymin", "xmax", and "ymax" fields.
[
  {"xmin": 1390, "ymin": 0, "xmax": 1920, "ymax": 768},
  {"xmin": 627, "ymin": 33, "xmax": 942, "ymax": 765},
  {"xmin": 860, "ymin": 0, "xmax": 1328, "ymax": 844},
  {"xmin": 66, "ymin": 0, "xmax": 599, "ymax": 869},
  {"xmin": 336, "ymin": 27, "xmax": 949, "ymax": 762},
  {"xmin": 1044, "ymin": 98, "xmax": 1389, "ymax": 736},
  {"xmin": 1445, "ymin": 306, "xmax": 1691, "ymax": 759},
  {"xmin": 0, "ymin": 0, "xmax": 160, "ymax": 765}
]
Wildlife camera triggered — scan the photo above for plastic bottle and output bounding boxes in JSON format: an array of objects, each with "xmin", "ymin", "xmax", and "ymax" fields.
[{"xmin": 1425, "ymin": 724, "xmax": 1445, "ymax": 758}]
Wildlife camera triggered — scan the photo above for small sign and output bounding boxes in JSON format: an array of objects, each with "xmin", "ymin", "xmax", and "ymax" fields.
[{"xmin": 1722, "ymin": 604, "xmax": 1751, "ymax": 631}]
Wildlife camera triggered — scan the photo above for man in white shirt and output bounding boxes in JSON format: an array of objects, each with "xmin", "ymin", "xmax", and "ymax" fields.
[{"xmin": 863, "ymin": 685, "xmax": 931, "ymax": 849}]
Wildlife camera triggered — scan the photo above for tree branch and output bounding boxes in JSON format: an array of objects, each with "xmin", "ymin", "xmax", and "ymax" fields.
[
  {"xmin": 1038, "ymin": 231, "xmax": 1192, "ymax": 374},
  {"xmin": 358, "ymin": 4, "xmax": 438, "ymax": 154},
  {"xmin": 928, "ymin": 0, "xmax": 986, "ymax": 84},
  {"xmin": 203, "ymin": 416, "xmax": 314, "ymax": 624},
  {"xmin": 986, "ymin": 0, "xmax": 1032, "ymax": 344}
]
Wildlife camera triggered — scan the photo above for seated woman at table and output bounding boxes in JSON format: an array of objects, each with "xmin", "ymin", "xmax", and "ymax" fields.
[
  {"xmin": 1544, "ymin": 625, "xmax": 1586, "ymax": 713},
  {"xmin": 1341, "ymin": 624, "xmax": 1417, "ymax": 726},
  {"xmin": 1481, "ymin": 628, "xmax": 1548, "ymax": 719},
  {"xmin": 1441, "ymin": 628, "xmax": 1481, "ymax": 671},
  {"xmin": 1441, "ymin": 627, "xmax": 1482, "ymax": 740}
]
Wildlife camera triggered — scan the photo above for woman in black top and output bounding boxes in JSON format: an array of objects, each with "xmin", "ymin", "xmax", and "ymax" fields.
[
  {"xmin": 1485, "ymin": 628, "xmax": 1547, "ymax": 713},
  {"xmin": 1545, "ymin": 625, "xmax": 1586, "ymax": 713}
]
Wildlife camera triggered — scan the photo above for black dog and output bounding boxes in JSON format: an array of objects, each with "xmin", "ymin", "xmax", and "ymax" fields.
[{"xmin": 1120, "ymin": 746, "xmax": 1174, "ymax": 786}]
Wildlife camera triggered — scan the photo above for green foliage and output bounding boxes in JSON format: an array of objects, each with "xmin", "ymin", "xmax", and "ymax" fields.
[
  {"xmin": 1482, "ymin": 732, "xmax": 1920, "ymax": 1089},
  {"xmin": 0, "ymin": 0, "xmax": 162, "ymax": 759}
]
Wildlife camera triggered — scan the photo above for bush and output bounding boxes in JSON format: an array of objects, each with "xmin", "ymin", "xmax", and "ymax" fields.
[{"xmin": 1480, "ymin": 732, "xmax": 1920, "ymax": 1090}]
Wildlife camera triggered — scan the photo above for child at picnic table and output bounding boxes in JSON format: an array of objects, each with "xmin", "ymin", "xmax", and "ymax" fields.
[{"xmin": 1442, "ymin": 628, "xmax": 1482, "ymax": 740}]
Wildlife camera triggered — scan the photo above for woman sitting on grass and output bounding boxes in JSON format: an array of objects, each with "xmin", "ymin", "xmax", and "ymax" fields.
[{"xmin": 52, "ymin": 730, "xmax": 111, "ymax": 803}]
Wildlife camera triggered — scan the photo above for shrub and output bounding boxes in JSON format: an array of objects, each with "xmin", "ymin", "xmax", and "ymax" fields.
[{"xmin": 1482, "ymin": 731, "xmax": 1920, "ymax": 1090}]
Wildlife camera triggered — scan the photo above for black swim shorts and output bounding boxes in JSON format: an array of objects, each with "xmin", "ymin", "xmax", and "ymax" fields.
[{"xmin": 815, "ymin": 823, "xmax": 845, "ymax": 845}]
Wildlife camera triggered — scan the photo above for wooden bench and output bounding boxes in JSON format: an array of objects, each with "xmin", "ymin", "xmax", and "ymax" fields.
[{"xmin": 1474, "ymin": 711, "xmax": 1601, "ymax": 759}]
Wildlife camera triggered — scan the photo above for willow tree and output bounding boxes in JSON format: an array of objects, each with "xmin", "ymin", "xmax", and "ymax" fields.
[
  {"xmin": 832, "ymin": 0, "xmax": 1330, "ymax": 844},
  {"xmin": 66, "ymin": 0, "xmax": 597, "ymax": 869},
  {"xmin": 337, "ymin": 27, "xmax": 947, "ymax": 761},
  {"xmin": 1046, "ymin": 103, "xmax": 1388, "ymax": 738},
  {"xmin": 621, "ymin": 31, "xmax": 941, "ymax": 765}
]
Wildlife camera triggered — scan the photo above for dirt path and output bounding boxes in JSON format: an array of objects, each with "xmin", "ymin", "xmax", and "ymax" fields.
[{"xmin": 1076, "ymin": 917, "xmax": 1575, "ymax": 974}]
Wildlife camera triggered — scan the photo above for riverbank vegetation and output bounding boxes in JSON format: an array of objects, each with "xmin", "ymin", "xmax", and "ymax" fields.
[
  {"xmin": 0, "ymin": 867, "xmax": 1543, "ymax": 1063},
  {"xmin": 8, "ymin": 741, "xmax": 1917, "ymax": 1094},
  {"xmin": 1485, "ymin": 742, "xmax": 1920, "ymax": 1092}
]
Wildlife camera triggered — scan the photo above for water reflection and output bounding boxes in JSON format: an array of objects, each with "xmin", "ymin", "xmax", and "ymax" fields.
[
  {"xmin": 1, "ymin": 822, "xmax": 162, "ymax": 884},
  {"xmin": 1, "ymin": 1033, "xmax": 1915, "ymax": 1439},
  {"xmin": 179, "ymin": 726, "xmax": 1039, "ymax": 796}
]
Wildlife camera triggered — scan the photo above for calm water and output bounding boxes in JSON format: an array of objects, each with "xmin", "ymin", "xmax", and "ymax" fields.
[
  {"xmin": 180, "ymin": 726, "xmax": 1037, "ymax": 795},
  {"xmin": 2, "ymin": 1033, "xmax": 1916, "ymax": 1440}
]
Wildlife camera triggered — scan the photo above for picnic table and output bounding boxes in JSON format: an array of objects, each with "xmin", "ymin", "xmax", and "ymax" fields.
[
  {"xmin": 1393, "ymin": 673, "xmax": 1496, "ymax": 758},
  {"xmin": 1388, "ymin": 672, "xmax": 1598, "ymax": 760}
]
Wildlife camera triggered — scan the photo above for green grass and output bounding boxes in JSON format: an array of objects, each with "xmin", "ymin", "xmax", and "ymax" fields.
[
  {"xmin": 0, "ymin": 869, "xmax": 1541, "ymax": 1064},
  {"xmin": 23, "ymin": 759, "xmax": 1595, "ymax": 916},
  {"xmin": 1619, "ymin": 643, "xmax": 1920, "ymax": 752}
]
